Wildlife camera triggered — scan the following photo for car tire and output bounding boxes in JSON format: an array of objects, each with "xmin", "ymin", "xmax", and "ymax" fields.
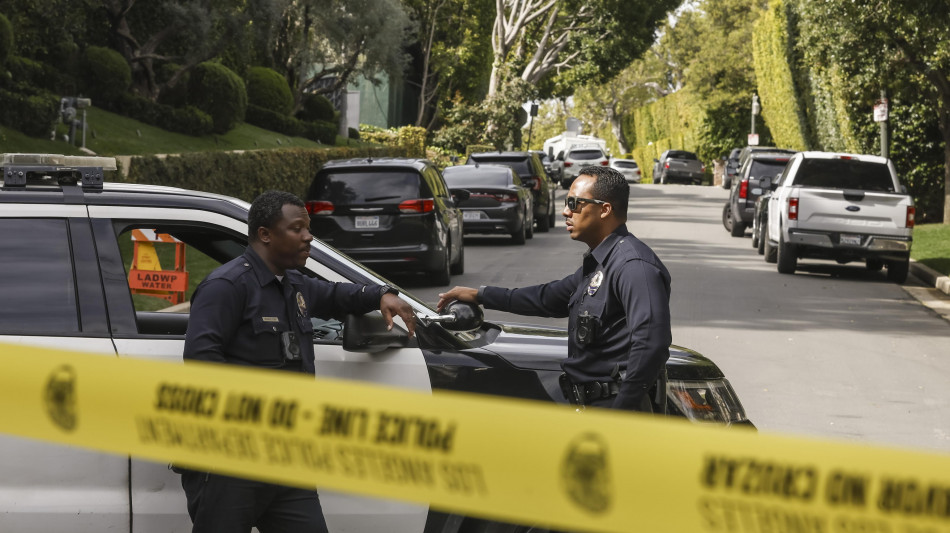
[
  {"xmin": 431, "ymin": 248, "xmax": 451, "ymax": 286},
  {"xmin": 511, "ymin": 219, "xmax": 527, "ymax": 245},
  {"xmin": 722, "ymin": 204, "xmax": 734, "ymax": 232},
  {"xmin": 536, "ymin": 212, "xmax": 550, "ymax": 233},
  {"xmin": 763, "ymin": 225, "xmax": 777, "ymax": 263},
  {"xmin": 751, "ymin": 225, "xmax": 760, "ymax": 249},
  {"xmin": 866, "ymin": 258, "xmax": 884, "ymax": 271},
  {"xmin": 756, "ymin": 224, "xmax": 766, "ymax": 255},
  {"xmin": 525, "ymin": 212, "xmax": 534, "ymax": 239},
  {"xmin": 548, "ymin": 201, "xmax": 556, "ymax": 229},
  {"xmin": 730, "ymin": 217, "xmax": 746, "ymax": 237},
  {"xmin": 722, "ymin": 177, "xmax": 731, "ymax": 190},
  {"xmin": 776, "ymin": 234, "xmax": 797, "ymax": 274},
  {"xmin": 450, "ymin": 239, "xmax": 465, "ymax": 274},
  {"xmin": 886, "ymin": 257, "xmax": 909, "ymax": 283}
]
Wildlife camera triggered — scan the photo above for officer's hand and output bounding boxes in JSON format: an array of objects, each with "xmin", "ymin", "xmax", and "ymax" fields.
[
  {"xmin": 436, "ymin": 286, "xmax": 478, "ymax": 312},
  {"xmin": 380, "ymin": 293, "xmax": 416, "ymax": 338}
]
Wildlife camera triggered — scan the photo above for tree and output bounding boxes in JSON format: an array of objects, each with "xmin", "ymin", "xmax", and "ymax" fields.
[{"xmin": 796, "ymin": 0, "xmax": 950, "ymax": 222}]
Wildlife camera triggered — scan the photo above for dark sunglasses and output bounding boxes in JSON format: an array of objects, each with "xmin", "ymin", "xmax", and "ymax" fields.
[{"xmin": 565, "ymin": 196, "xmax": 607, "ymax": 212}]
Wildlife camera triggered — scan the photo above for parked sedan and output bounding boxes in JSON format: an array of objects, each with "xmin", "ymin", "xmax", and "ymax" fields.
[
  {"xmin": 609, "ymin": 157, "xmax": 642, "ymax": 183},
  {"xmin": 442, "ymin": 164, "xmax": 533, "ymax": 244},
  {"xmin": 466, "ymin": 151, "xmax": 557, "ymax": 232}
]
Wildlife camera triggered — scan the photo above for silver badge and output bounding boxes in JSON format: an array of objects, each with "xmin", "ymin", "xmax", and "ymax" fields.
[
  {"xmin": 587, "ymin": 270, "xmax": 604, "ymax": 296},
  {"xmin": 296, "ymin": 292, "xmax": 307, "ymax": 316}
]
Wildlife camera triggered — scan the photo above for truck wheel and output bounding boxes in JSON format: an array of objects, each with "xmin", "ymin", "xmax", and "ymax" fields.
[
  {"xmin": 756, "ymin": 225, "xmax": 766, "ymax": 255},
  {"xmin": 763, "ymin": 223, "xmax": 777, "ymax": 263},
  {"xmin": 865, "ymin": 259, "xmax": 884, "ymax": 271},
  {"xmin": 511, "ymin": 219, "xmax": 526, "ymax": 245},
  {"xmin": 722, "ymin": 204, "xmax": 734, "ymax": 232},
  {"xmin": 886, "ymin": 258, "xmax": 909, "ymax": 283},
  {"xmin": 536, "ymin": 213, "xmax": 550, "ymax": 233},
  {"xmin": 730, "ymin": 217, "xmax": 746, "ymax": 237},
  {"xmin": 777, "ymin": 235, "xmax": 797, "ymax": 274},
  {"xmin": 751, "ymin": 226, "xmax": 760, "ymax": 249}
]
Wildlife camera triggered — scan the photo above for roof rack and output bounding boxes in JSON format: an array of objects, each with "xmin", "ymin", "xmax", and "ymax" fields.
[{"xmin": 1, "ymin": 153, "xmax": 117, "ymax": 189}]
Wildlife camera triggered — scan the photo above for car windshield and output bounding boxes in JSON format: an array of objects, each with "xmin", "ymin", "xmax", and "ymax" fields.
[
  {"xmin": 668, "ymin": 151, "xmax": 697, "ymax": 160},
  {"xmin": 749, "ymin": 159, "xmax": 790, "ymax": 179},
  {"xmin": 309, "ymin": 170, "xmax": 430, "ymax": 204},
  {"xmin": 613, "ymin": 160, "xmax": 638, "ymax": 169},
  {"xmin": 444, "ymin": 170, "xmax": 510, "ymax": 187},
  {"xmin": 569, "ymin": 149, "xmax": 604, "ymax": 160},
  {"xmin": 794, "ymin": 159, "xmax": 895, "ymax": 192},
  {"xmin": 469, "ymin": 156, "xmax": 531, "ymax": 176}
]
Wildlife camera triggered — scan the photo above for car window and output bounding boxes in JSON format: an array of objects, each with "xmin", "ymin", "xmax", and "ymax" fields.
[
  {"xmin": 748, "ymin": 159, "xmax": 791, "ymax": 179},
  {"xmin": 469, "ymin": 156, "xmax": 531, "ymax": 177},
  {"xmin": 426, "ymin": 167, "xmax": 449, "ymax": 198},
  {"xmin": 794, "ymin": 159, "xmax": 895, "ymax": 191},
  {"xmin": 568, "ymin": 149, "xmax": 604, "ymax": 160},
  {"xmin": 667, "ymin": 151, "xmax": 697, "ymax": 160},
  {"xmin": 444, "ymin": 172, "xmax": 512, "ymax": 187},
  {"xmin": 0, "ymin": 218, "xmax": 79, "ymax": 334},
  {"xmin": 309, "ymin": 170, "xmax": 430, "ymax": 204},
  {"xmin": 613, "ymin": 160, "xmax": 639, "ymax": 169}
]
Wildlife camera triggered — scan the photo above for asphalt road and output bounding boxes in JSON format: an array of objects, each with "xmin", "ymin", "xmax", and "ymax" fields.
[{"xmin": 397, "ymin": 184, "xmax": 950, "ymax": 454}]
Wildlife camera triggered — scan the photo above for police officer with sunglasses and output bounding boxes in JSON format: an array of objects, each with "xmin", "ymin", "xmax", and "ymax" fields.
[{"xmin": 438, "ymin": 166, "xmax": 671, "ymax": 413}]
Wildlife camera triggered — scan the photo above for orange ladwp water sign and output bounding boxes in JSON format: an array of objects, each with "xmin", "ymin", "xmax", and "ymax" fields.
[{"xmin": 128, "ymin": 229, "xmax": 189, "ymax": 304}]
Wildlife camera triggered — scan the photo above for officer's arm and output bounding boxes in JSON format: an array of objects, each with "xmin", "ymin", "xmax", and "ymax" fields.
[
  {"xmin": 305, "ymin": 279, "xmax": 392, "ymax": 319},
  {"xmin": 183, "ymin": 279, "xmax": 243, "ymax": 363},
  {"xmin": 476, "ymin": 270, "xmax": 580, "ymax": 318},
  {"xmin": 612, "ymin": 260, "xmax": 672, "ymax": 410}
]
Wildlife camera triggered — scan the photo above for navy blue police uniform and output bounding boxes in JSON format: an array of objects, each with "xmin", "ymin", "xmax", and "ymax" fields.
[
  {"xmin": 477, "ymin": 225, "xmax": 671, "ymax": 411},
  {"xmin": 181, "ymin": 246, "xmax": 390, "ymax": 532}
]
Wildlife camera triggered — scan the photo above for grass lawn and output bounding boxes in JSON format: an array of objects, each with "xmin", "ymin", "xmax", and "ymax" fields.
[
  {"xmin": 2, "ymin": 106, "xmax": 376, "ymax": 157},
  {"xmin": 911, "ymin": 223, "xmax": 950, "ymax": 276}
]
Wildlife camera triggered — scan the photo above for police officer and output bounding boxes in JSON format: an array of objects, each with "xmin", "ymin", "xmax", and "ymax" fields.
[
  {"xmin": 182, "ymin": 190, "xmax": 416, "ymax": 532},
  {"xmin": 438, "ymin": 166, "xmax": 671, "ymax": 412}
]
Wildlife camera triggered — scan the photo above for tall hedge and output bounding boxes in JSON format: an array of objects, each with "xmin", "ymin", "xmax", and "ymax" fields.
[
  {"xmin": 188, "ymin": 61, "xmax": 248, "ymax": 134},
  {"xmin": 125, "ymin": 146, "xmax": 409, "ymax": 202},
  {"xmin": 81, "ymin": 46, "xmax": 131, "ymax": 105},
  {"xmin": 0, "ymin": 13, "xmax": 12, "ymax": 68},
  {"xmin": 626, "ymin": 90, "xmax": 704, "ymax": 182},
  {"xmin": 246, "ymin": 66, "xmax": 293, "ymax": 115},
  {"xmin": 751, "ymin": 0, "xmax": 808, "ymax": 151}
]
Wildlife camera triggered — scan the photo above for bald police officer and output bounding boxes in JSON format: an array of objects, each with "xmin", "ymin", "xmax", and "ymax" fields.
[
  {"xmin": 182, "ymin": 190, "xmax": 416, "ymax": 532},
  {"xmin": 438, "ymin": 166, "xmax": 671, "ymax": 412}
]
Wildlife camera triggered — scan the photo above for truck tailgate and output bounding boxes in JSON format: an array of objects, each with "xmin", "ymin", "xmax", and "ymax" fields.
[{"xmin": 794, "ymin": 188, "xmax": 911, "ymax": 236}]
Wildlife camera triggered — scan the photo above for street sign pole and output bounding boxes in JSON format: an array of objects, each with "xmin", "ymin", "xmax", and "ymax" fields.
[{"xmin": 878, "ymin": 90, "xmax": 889, "ymax": 159}]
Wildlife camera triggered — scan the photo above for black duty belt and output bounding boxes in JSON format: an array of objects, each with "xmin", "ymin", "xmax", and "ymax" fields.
[{"xmin": 559, "ymin": 373, "xmax": 619, "ymax": 405}]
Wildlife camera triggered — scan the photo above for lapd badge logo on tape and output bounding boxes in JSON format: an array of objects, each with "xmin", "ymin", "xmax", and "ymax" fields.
[
  {"xmin": 560, "ymin": 432, "xmax": 612, "ymax": 513},
  {"xmin": 587, "ymin": 271, "xmax": 604, "ymax": 296},
  {"xmin": 45, "ymin": 365, "xmax": 78, "ymax": 432}
]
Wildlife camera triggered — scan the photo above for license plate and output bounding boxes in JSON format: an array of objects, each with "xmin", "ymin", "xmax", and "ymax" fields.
[
  {"xmin": 840, "ymin": 233, "xmax": 861, "ymax": 245},
  {"xmin": 354, "ymin": 216, "xmax": 379, "ymax": 229},
  {"xmin": 463, "ymin": 211, "xmax": 483, "ymax": 221}
]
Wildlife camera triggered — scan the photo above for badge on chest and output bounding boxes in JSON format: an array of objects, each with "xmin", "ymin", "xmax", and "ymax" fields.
[{"xmin": 587, "ymin": 270, "xmax": 604, "ymax": 296}]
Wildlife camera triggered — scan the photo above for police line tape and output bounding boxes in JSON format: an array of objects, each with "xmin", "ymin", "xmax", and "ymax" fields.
[{"xmin": 2, "ymin": 342, "xmax": 949, "ymax": 533}]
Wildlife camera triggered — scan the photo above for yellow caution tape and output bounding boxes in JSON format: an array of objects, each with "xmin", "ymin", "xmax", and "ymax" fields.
[{"xmin": 2, "ymin": 342, "xmax": 950, "ymax": 533}]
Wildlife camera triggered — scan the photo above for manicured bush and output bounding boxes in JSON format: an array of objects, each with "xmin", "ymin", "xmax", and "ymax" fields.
[
  {"xmin": 4, "ymin": 56, "xmax": 77, "ymax": 94},
  {"xmin": 246, "ymin": 67, "xmax": 293, "ymax": 115},
  {"xmin": 81, "ymin": 46, "xmax": 131, "ymax": 105},
  {"xmin": 245, "ymin": 103, "xmax": 305, "ymax": 137},
  {"xmin": 114, "ymin": 93, "xmax": 213, "ymax": 136},
  {"xmin": 297, "ymin": 92, "xmax": 337, "ymax": 123},
  {"xmin": 0, "ymin": 86, "xmax": 59, "ymax": 137},
  {"xmin": 348, "ymin": 127, "xmax": 360, "ymax": 140},
  {"xmin": 0, "ymin": 13, "xmax": 13, "ymax": 68},
  {"xmin": 187, "ymin": 61, "xmax": 247, "ymax": 134},
  {"xmin": 302, "ymin": 120, "xmax": 337, "ymax": 145}
]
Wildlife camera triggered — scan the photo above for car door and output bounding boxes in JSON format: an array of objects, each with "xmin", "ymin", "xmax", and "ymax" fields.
[
  {"xmin": 428, "ymin": 167, "xmax": 462, "ymax": 262},
  {"xmin": 0, "ymin": 205, "xmax": 130, "ymax": 532},
  {"xmin": 86, "ymin": 204, "xmax": 431, "ymax": 533}
]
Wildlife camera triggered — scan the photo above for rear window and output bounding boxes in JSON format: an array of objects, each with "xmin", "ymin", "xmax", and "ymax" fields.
[
  {"xmin": 309, "ymin": 170, "xmax": 430, "ymax": 204},
  {"xmin": 468, "ymin": 156, "xmax": 532, "ymax": 177},
  {"xmin": 444, "ymin": 171, "xmax": 510, "ymax": 188},
  {"xmin": 569, "ymin": 149, "xmax": 604, "ymax": 160},
  {"xmin": 748, "ymin": 159, "xmax": 790, "ymax": 179},
  {"xmin": 612, "ymin": 160, "xmax": 638, "ymax": 169},
  {"xmin": 794, "ymin": 159, "xmax": 895, "ymax": 192},
  {"xmin": 667, "ymin": 151, "xmax": 697, "ymax": 160}
]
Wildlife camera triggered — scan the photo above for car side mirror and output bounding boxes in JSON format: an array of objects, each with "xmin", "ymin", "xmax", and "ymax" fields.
[
  {"xmin": 653, "ymin": 158, "xmax": 659, "ymax": 163},
  {"xmin": 343, "ymin": 313, "xmax": 411, "ymax": 353},
  {"xmin": 421, "ymin": 301, "xmax": 484, "ymax": 332}
]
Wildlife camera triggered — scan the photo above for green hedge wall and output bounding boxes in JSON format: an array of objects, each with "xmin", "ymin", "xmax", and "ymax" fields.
[
  {"xmin": 751, "ymin": 0, "xmax": 808, "ymax": 151},
  {"xmin": 124, "ymin": 146, "xmax": 409, "ymax": 202},
  {"xmin": 626, "ymin": 90, "xmax": 703, "ymax": 182}
]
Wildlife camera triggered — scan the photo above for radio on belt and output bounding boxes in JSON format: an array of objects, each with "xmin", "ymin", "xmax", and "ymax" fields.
[{"xmin": 1, "ymin": 153, "xmax": 117, "ymax": 188}]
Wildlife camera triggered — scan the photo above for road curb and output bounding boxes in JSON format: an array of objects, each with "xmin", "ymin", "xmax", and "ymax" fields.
[{"xmin": 909, "ymin": 259, "xmax": 950, "ymax": 295}]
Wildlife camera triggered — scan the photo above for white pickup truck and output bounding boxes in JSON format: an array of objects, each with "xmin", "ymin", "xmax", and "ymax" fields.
[{"xmin": 764, "ymin": 151, "xmax": 915, "ymax": 282}]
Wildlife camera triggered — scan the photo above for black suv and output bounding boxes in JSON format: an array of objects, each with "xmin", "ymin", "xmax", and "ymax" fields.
[
  {"xmin": 0, "ymin": 153, "xmax": 753, "ymax": 533},
  {"xmin": 306, "ymin": 158, "xmax": 465, "ymax": 285},
  {"xmin": 722, "ymin": 151, "xmax": 795, "ymax": 237},
  {"xmin": 466, "ymin": 151, "xmax": 557, "ymax": 232}
]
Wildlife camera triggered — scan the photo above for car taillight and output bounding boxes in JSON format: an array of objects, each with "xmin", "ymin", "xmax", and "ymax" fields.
[
  {"xmin": 739, "ymin": 179, "xmax": 748, "ymax": 199},
  {"xmin": 664, "ymin": 162, "xmax": 670, "ymax": 169},
  {"xmin": 564, "ymin": 162, "xmax": 573, "ymax": 167},
  {"xmin": 906, "ymin": 206, "xmax": 916, "ymax": 228},
  {"xmin": 306, "ymin": 201, "xmax": 334, "ymax": 215},
  {"xmin": 497, "ymin": 193, "xmax": 518, "ymax": 204},
  {"xmin": 636, "ymin": 169, "xmax": 641, "ymax": 175},
  {"xmin": 398, "ymin": 199, "xmax": 434, "ymax": 213},
  {"xmin": 701, "ymin": 163, "xmax": 706, "ymax": 173},
  {"xmin": 600, "ymin": 160, "xmax": 609, "ymax": 166},
  {"xmin": 788, "ymin": 197, "xmax": 799, "ymax": 221}
]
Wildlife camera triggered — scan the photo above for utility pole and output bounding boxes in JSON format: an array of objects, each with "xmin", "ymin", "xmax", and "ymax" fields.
[
  {"xmin": 750, "ymin": 93, "xmax": 760, "ymax": 145},
  {"xmin": 880, "ymin": 89, "xmax": 889, "ymax": 159}
]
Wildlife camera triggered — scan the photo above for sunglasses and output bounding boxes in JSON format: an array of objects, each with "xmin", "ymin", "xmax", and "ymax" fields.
[{"xmin": 565, "ymin": 196, "xmax": 607, "ymax": 212}]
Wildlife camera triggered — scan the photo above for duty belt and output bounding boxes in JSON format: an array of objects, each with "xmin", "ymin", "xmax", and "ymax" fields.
[{"xmin": 559, "ymin": 373, "xmax": 619, "ymax": 405}]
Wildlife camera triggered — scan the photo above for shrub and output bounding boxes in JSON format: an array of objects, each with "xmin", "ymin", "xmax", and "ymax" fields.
[
  {"xmin": 157, "ymin": 63, "xmax": 190, "ymax": 108},
  {"xmin": 246, "ymin": 67, "xmax": 293, "ymax": 115},
  {"xmin": 297, "ymin": 92, "xmax": 337, "ymax": 123},
  {"xmin": 114, "ymin": 93, "xmax": 213, "ymax": 136},
  {"xmin": 348, "ymin": 127, "xmax": 360, "ymax": 140},
  {"xmin": 187, "ymin": 61, "xmax": 247, "ymax": 134},
  {"xmin": 4, "ymin": 56, "xmax": 77, "ymax": 94},
  {"xmin": 245, "ymin": 103, "xmax": 305, "ymax": 137},
  {"xmin": 302, "ymin": 120, "xmax": 338, "ymax": 145},
  {"xmin": 80, "ymin": 46, "xmax": 131, "ymax": 105},
  {"xmin": 0, "ymin": 86, "xmax": 59, "ymax": 137},
  {"xmin": 0, "ymin": 13, "xmax": 12, "ymax": 68}
]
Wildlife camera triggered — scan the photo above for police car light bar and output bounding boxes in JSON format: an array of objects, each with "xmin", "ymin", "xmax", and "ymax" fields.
[
  {"xmin": 1, "ymin": 153, "xmax": 117, "ymax": 189},
  {"xmin": 1, "ymin": 153, "xmax": 117, "ymax": 171}
]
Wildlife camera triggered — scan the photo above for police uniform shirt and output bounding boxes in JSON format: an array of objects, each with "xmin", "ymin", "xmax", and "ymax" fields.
[
  {"xmin": 477, "ymin": 226, "xmax": 672, "ymax": 410},
  {"xmin": 184, "ymin": 246, "xmax": 385, "ymax": 374}
]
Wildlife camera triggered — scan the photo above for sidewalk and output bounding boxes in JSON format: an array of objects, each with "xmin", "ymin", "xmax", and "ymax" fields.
[{"xmin": 905, "ymin": 260, "xmax": 950, "ymax": 322}]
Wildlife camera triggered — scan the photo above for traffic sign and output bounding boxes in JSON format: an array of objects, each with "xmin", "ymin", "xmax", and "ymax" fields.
[
  {"xmin": 747, "ymin": 133, "xmax": 759, "ymax": 146},
  {"xmin": 873, "ymin": 99, "xmax": 889, "ymax": 122}
]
